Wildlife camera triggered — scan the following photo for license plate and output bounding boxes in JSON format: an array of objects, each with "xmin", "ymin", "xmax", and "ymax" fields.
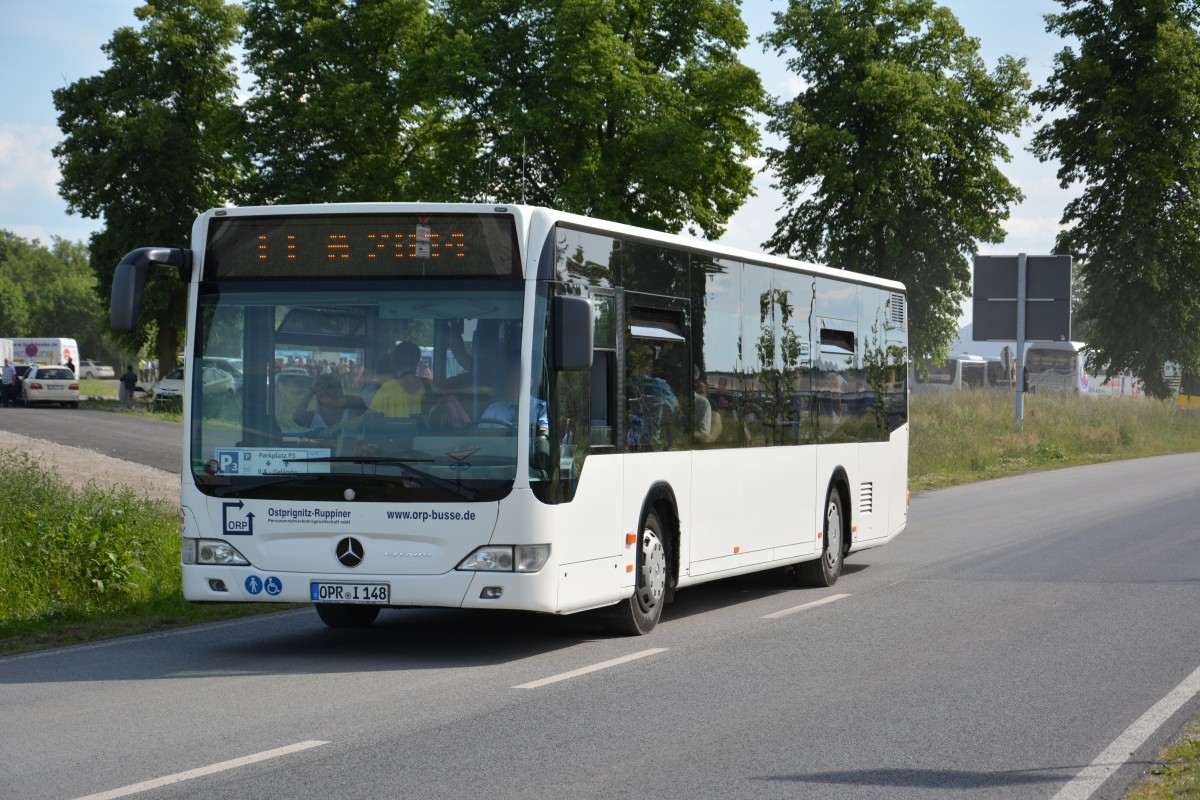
[
  {"xmin": 310, "ymin": 582, "xmax": 390, "ymax": 604},
  {"xmin": 47, "ymin": 385, "xmax": 63, "ymax": 390}
]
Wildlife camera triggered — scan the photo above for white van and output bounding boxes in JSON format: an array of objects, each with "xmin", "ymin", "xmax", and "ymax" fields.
[{"xmin": 9, "ymin": 337, "xmax": 80, "ymax": 368}]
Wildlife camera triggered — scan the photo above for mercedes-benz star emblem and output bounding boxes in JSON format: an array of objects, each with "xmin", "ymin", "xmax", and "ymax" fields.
[{"xmin": 336, "ymin": 537, "xmax": 364, "ymax": 568}]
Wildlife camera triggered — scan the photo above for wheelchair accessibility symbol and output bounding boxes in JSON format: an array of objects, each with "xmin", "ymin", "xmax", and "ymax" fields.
[{"xmin": 264, "ymin": 576, "xmax": 282, "ymax": 596}]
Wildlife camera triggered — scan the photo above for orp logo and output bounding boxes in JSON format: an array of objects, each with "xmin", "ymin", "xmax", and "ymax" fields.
[{"xmin": 222, "ymin": 500, "xmax": 255, "ymax": 535}]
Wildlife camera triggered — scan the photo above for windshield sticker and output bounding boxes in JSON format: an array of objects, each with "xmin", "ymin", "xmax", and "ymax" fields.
[{"xmin": 215, "ymin": 447, "xmax": 332, "ymax": 476}]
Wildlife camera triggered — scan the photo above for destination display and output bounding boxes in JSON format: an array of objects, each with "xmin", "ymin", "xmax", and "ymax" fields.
[{"xmin": 205, "ymin": 212, "xmax": 521, "ymax": 280}]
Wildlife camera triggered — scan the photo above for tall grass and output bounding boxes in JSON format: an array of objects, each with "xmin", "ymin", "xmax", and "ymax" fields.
[
  {"xmin": 0, "ymin": 450, "xmax": 272, "ymax": 653},
  {"xmin": 911, "ymin": 391, "xmax": 1200, "ymax": 490},
  {"xmin": 0, "ymin": 450, "xmax": 179, "ymax": 623}
]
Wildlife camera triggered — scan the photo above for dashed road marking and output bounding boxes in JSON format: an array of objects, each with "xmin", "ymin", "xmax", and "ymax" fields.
[
  {"xmin": 71, "ymin": 740, "xmax": 329, "ymax": 800},
  {"xmin": 761, "ymin": 592, "xmax": 851, "ymax": 619},
  {"xmin": 514, "ymin": 648, "xmax": 668, "ymax": 689}
]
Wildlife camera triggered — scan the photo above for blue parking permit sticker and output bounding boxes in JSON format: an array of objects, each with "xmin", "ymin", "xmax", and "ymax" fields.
[
  {"xmin": 245, "ymin": 575, "xmax": 263, "ymax": 595},
  {"xmin": 264, "ymin": 576, "xmax": 282, "ymax": 596}
]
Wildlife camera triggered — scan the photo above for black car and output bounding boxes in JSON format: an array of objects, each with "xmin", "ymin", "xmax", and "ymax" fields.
[{"xmin": 11, "ymin": 365, "xmax": 32, "ymax": 406}]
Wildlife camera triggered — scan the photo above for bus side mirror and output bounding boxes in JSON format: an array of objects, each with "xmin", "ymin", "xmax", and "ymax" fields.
[
  {"xmin": 554, "ymin": 296, "xmax": 593, "ymax": 371},
  {"xmin": 111, "ymin": 247, "xmax": 192, "ymax": 332}
]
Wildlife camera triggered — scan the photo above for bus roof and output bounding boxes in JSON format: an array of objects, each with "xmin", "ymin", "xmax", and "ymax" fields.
[{"xmin": 197, "ymin": 202, "xmax": 907, "ymax": 294}]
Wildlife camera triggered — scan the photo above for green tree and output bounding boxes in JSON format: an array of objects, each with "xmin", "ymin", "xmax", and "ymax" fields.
[
  {"xmin": 53, "ymin": 0, "xmax": 244, "ymax": 369},
  {"xmin": 0, "ymin": 232, "xmax": 119, "ymax": 362},
  {"xmin": 0, "ymin": 232, "xmax": 36, "ymax": 337},
  {"xmin": 432, "ymin": 0, "xmax": 764, "ymax": 238},
  {"xmin": 239, "ymin": 0, "xmax": 442, "ymax": 204},
  {"xmin": 1031, "ymin": 0, "xmax": 1200, "ymax": 397},
  {"xmin": 763, "ymin": 0, "xmax": 1030, "ymax": 360}
]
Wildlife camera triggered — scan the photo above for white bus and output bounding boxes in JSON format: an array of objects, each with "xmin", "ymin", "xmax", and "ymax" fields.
[
  {"xmin": 1024, "ymin": 341, "xmax": 1146, "ymax": 397},
  {"xmin": 912, "ymin": 354, "xmax": 1005, "ymax": 392},
  {"xmin": 111, "ymin": 203, "xmax": 909, "ymax": 634}
]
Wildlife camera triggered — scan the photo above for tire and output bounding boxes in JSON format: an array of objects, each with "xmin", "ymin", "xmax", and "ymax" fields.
[
  {"xmin": 793, "ymin": 488, "xmax": 846, "ymax": 588},
  {"xmin": 84, "ymin": 371, "xmax": 94, "ymax": 379},
  {"xmin": 69, "ymin": 402, "xmax": 79, "ymax": 409},
  {"xmin": 315, "ymin": 603, "xmax": 381, "ymax": 628},
  {"xmin": 605, "ymin": 508, "xmax": 668, "ymax": 635}
]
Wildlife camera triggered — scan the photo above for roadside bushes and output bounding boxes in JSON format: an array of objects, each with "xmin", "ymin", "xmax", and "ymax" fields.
[{"xmin": 0, "ymin": 450, "xmax": 178, "ymax": 627}]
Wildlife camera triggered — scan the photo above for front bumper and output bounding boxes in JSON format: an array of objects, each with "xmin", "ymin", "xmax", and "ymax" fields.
[{"xmin": 182, "ymin": 564, "xmax": 561, "ymax": 613}]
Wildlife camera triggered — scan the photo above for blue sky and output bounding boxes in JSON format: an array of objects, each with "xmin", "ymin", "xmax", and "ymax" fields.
[{"xmin": 0, "ymin": 0, "xmax": 1074, "ymax": 282}]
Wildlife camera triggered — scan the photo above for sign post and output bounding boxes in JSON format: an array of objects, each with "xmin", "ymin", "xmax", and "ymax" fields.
[{"xmin": 973, "ymin": 254, "xmax": 1072, "ymax": 432}]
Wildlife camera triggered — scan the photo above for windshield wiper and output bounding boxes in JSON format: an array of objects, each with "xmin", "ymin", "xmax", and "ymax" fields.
[
  {"xmin": 212, "ymin": 474, "xmax": 319, "ymax": 496},
  {"xmin": 285, "ymin": 456, "xmax": 478, "ymax": 501}
]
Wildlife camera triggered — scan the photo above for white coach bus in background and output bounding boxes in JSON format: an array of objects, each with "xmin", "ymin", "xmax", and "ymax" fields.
[
  {"xmin": 110, "ymin": 203, "xmax": 910, "ymax": 635},
  {"xmin": 1026, "ymin": 341, "xmax": 1142, "ymax": 397}
]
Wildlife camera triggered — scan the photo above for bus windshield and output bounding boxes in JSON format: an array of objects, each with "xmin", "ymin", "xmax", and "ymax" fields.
[{"xmin": 191, "ymin": 281, "xmax": 528, "ymax": 502}]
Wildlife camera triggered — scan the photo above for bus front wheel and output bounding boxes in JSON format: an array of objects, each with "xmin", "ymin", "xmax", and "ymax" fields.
[
  {"xmin": 315, "ymin": 603, "xmax": 381, "ymax": 628},
  {"xmin": 606, "ymin": 508, "xmax": 668, "ymax": 635},
  {"xmin": 794, "ymin": 489, "xmax": 845, "ymax": 588}
]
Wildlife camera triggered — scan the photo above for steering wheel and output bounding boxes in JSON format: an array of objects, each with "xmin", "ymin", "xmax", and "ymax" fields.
[{"xmin": 463, "ymin": 418, "xmax": 517, "ymax": 430}]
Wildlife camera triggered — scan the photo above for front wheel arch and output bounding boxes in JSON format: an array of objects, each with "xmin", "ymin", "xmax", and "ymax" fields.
[{"xmin": 603, "ymin": 484, "xmax": 680, "ymax": 635}]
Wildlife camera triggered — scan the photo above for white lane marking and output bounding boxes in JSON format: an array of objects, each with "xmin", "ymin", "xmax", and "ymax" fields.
[
  {"xmin": 762, "ymin": 592, "xmax": 851, "ymax": 619},
  {"xmin": 71, "ymin": 740, "xmax": 329, "ymax": 800},
  {"xmin": 1052, "ymin": 662, "xmax": 1200, "ymax": 800},
  {"xmin": 514, "ymin": 648, "xmax": 668, "ymax": 689}
]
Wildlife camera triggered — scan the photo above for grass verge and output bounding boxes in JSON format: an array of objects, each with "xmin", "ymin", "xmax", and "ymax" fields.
[
  {"xmin": 911, "ymin": 391, "xmax": 1200, "ymax": 490},
  {"xmin": 1125, "ymin": 718, "xmax": 1200, "ymax": 799},
  {"xmin": 0, "ymin": 449, "xmax": 289, "ymax": 655}
]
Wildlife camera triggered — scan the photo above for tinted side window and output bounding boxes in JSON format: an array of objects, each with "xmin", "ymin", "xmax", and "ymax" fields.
[
  {"xmin": 741, "ymin": 263, "xmax": 775, "ymax": 447},
  {"xmin": 859, "ymin": 286, "xmax": 907, "ymax": 440},
  {"xmin": 626, "ymin": 301, "xmax": 689, "ymax": 452},
  {"xmin": 772, "ymin": 269, "xmax": 815, "ymax": 445},
  {"xmin": 624, "ymin": 241, "xmax": 689, "ymax": 297},
  {"xmin": 555, "ymin": 227, "xmax": 619, "ymax": 288},
  {"xmin": 693, "ymin": 257, "xmax": 741, "ymax": 449}
]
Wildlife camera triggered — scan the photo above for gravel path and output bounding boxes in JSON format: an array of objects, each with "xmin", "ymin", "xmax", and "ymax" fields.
[{"xmin": 0, "ymin": 429, "xmax": 178, "ymax": 504}]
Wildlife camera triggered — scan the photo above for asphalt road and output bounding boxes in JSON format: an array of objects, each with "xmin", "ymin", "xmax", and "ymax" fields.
[
  {"xmin": 2, "ymin": 454, "xmax": 1200, "ymax": 800},
  {"xmin": 0, "ymin": 402, "xmax": 182, "ymax": 473}
]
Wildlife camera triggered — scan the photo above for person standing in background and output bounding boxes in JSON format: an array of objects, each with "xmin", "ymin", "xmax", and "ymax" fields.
[
  {"xmin": 119, "ymin": 365, "xmax": 138, "ymax": 409},
  {"xmin": 1, "ymin": 359, "xmax": 16, "ymax": 407}
]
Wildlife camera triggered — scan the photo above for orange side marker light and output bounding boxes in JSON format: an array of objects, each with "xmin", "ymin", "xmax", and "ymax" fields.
[{"xmin": 626, "ymin": 533, "xmax": 637, "ymax": 546}]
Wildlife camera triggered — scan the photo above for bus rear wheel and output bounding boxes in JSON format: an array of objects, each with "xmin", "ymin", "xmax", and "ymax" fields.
[
  {"xmin": 315, "ymin": 603, "xmax": 380, "ymax": 628},
  {"xmin": 794, "ymin": 489, "xmax": 845, "ymax": 588},
  {"xmin": 606, "ymin": 508, "xmax": 667, "ymax": 635}
]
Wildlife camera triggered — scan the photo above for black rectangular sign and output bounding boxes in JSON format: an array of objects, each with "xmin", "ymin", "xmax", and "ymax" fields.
[{"xmin": 972, "ymin": 255, "xmax": 1072, "ymax": 342}]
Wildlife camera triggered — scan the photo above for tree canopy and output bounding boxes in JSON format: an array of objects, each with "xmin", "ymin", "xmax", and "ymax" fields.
[
  {"xmin": 762, "ymin": 0, "xmax": 1030, "ymax": 360},
  {"xmin": 0, "ymin": 231, "xmax": 115, "ymax": 361},
  {"xmin": 239, "ymin": 0, "xmax": 440, "ymax": 204},
  {"xmin": 53, "ymin": 0, "xmax": 244, "ymax": 368},
  {"xmin": 1031, "ymin": 0, "xmax": 1200, "ymax": 397},
  {"xmin": 430, "ymin": 0, "xmax": 765, "ymax": 237}
]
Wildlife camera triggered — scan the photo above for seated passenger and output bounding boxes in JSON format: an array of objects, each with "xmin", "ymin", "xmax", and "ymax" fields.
[
  {"xmin": 293, "ymin": 372, "xmax": 354, "ymax": 436},
  {"xmin": 368, "ymin": 341, "xmax": 431, "ymax": 419}
]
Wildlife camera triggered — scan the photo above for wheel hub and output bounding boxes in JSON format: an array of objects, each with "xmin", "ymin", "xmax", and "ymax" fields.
[
  {"xmin": 825, "ymin": 500, "xmax": 842, "ymax": 569},
  {"xmin": 638, "ymin": 529, "xmax": 666, "ymax": 610}
]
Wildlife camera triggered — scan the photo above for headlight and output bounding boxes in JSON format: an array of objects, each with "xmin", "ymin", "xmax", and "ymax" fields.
[
  {"xmin": 457, "ymin": 545, "xmax": 550, "ymax": 573},
  {"xmin": 184, "ymin": 538, "xmax": 251, "ymax": 566}
]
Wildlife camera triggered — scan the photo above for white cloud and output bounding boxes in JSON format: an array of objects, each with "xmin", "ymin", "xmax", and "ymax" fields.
[
  {"xmin": 998, "ymin": 214, "xmax": 1066, "ymax": 250},
  {"xmin": 6, "ymin": 223, "xmax": 56, "ymax": 242},
  {"xmin": 0, "ymin": 123, "xmax": 62, "ymax": 204}
]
